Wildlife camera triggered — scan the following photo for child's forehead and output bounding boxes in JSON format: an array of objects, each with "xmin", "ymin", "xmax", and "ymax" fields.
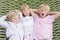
[
  {"xmin": 11, "ymin": 15, "xmax": 19, "ymax": 19},
  {"xmin": 24, "ymin": 7, "xmax": 29, "ymax": 9},
  {"xmin": 39, "ymin": 6, "xmax": 49, "ymax": 11},
  {"xmin": 23, "ymin": 7, "xmax": 30, "ymax": 11},
  {"xmin": 41, "ymin": 6, "xmax": 48, "ymax": 9}
]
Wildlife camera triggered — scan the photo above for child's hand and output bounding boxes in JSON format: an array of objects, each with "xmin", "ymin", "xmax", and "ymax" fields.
[{"xmin": 30, "ymin": 9, "xmax": 36, "ymax": 16}]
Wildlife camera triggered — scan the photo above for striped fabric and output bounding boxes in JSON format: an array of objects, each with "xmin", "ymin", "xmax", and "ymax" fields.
[{"xmin": 0, "ymin": 0, "xmax": 60, "ymax": 40}]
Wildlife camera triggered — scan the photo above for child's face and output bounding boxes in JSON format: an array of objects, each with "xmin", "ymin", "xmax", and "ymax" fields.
[
  {"xmin": 10, "ymin": 15, "xmax": 20, "ymax": 23},
  {"xmin": 22, "ymin": 7, "xmax": 30, "ymax": 16},
  {"xmin": 38, "ymin": 7, "xmax": 49, "ymax": 18}
]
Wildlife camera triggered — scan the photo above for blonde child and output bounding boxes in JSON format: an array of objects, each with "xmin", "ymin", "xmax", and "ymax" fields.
[
  {"xmin": 0, "ymin": 10, "xmax": 24, "ymax": 40},
  {"xmin": 31, "ymin": 4, "xmax": 60, "ymax": 40},
  {"xmin": 19, "ymin": 4, "xmax": 34, "ymax": 40}
]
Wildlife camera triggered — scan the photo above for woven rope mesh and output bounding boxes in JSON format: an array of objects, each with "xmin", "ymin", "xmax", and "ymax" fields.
[{"xmin": 0, "ymin": 0, "xmax": 60, "ymax": 40}]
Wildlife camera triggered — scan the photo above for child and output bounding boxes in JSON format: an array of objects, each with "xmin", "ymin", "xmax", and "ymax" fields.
[
  {"xmin": 0, "ymin": 10, "xmax": 24, "ymax": 40},
  {"xmin": 31, "ymin": 4, "xmax": 60, "ymax": 40},
  {"xmin": 20, "ymin": 4, "xmax": 34, "ymax": 40}
]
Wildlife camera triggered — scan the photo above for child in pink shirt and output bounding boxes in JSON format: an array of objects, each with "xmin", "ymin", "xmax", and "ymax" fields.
[{"xmin": 31, "ymin": 4, "xmax": 60, "ymax": 40}]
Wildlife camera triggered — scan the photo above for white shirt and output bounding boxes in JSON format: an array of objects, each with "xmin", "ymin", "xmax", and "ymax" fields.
[
  {"xmin": 18, "ymin": 11, "xmax": 34, "ymax": 40},
  {"xmin": 0, "ymin": 16, "xmax": 24, "ymax": 40}
]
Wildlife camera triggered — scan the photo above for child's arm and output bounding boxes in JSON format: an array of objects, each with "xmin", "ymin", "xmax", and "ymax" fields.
[
  {"xmin": 14, "ymin": 10, "xmax": 23, "ymax": 20},
  {"xmin": 31, "ymin": 9, "xmax": 38, "ymax": 13},
  {"xmin": 18, "ymin": 11, "xmax": 23, "ymax": 22},
  {"xmin": 0, "ymin": 15, "xmax": 7, "ymax": 20},
  {"xmin": 0, "ymin": 15, "xmax": 9, "ymax": 28},
  {"xmin": 18, "ymin": 11, "xmax": 23, "ymax": 18},
  {"xmin": 49, "ymin": 11, "xmax": 60, "ymax": 19},
  {"xmin": 30, "ymin": 9, "xmax": 36, "ymax": 16},
  {"xmin": 30, "ymin": 9, "xmax": 38, "ymax": 16}
]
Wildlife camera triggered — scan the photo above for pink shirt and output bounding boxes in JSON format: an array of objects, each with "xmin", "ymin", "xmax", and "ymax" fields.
[{"xmin": 34, "ymin": 14, "xmax": 55, "ymax": 39}]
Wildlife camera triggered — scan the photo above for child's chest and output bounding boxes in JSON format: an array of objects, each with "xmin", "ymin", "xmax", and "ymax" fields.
[
  {"xmin": 22, "ymin": 16, "xmax": 34, "ymax": 29},
  {"xmin": 8, "ymin": 22, "xmax": 23, "ymax": 31},
  {"xmin": 35, "ymin": 15, "xmax": 54, "ymax": 24},
  {"xmin": 23, "ymin": 16, "xmax": 34, "ymax": 22},
  {"xmin": 22, "ymin": 16, "xmax": 34, "ymax": 25}
]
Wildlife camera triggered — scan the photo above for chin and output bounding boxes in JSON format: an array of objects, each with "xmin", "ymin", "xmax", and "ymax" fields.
[{"xmin": 41, "ymin": 16, "xmax": 45, "ymax": 18}]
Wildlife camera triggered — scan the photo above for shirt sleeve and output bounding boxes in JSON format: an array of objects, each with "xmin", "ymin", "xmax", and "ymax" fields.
[
  {"xmin": 51, "ymin": 15, "xmax": 55, "ymax": 22},
  {"xmin": 17, "ymin": 11, "xmax": 24, "ymax": 23},
  {"xmin": 18, "ymin": 11, "xmax": 23, "ymax": 19},
  {"xmin": 0, "ymin": 16, "xmax": 9, "ymax": 28}
]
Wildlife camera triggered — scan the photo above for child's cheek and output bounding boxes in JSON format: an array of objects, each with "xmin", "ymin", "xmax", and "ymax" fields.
[{"xmin": 23, "ymin": 11, "xmax": 27, "ymax": 14}]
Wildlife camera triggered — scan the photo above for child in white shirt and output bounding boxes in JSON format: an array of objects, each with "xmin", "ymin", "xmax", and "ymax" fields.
[
  {"xmin": 20, "ymin": 4, "xmax": 34, "ymax": 40},
  {"xmin": 0, "ymin": 10, "xmax": 24, "ymax": 40}
]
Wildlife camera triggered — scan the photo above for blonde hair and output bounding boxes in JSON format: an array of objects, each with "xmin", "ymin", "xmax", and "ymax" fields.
[
  {"xmin": 38, "ymin": 4, "xmax": 50, "ymax": 12},
  {"xmin": 7, "ymin": 10, "xmax": 19, "ymax": 20},
  {"xmin": 21, "ymin": 4, "xmax": 30, "ymax": 11}
]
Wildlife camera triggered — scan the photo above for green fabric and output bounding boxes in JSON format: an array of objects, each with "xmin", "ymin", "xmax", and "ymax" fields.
[{"xmin": 0, "ymin": 0, "xmax": 60, "ymax": 40}]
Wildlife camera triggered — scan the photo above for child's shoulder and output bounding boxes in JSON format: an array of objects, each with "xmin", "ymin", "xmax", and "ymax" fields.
[
  {"xmin": 48, "ymin": 15, "xmax": 55, "ymax": 17},
  {"xmin": 48, "ymin": 15, "xmax": 55, "ymax": 20}
]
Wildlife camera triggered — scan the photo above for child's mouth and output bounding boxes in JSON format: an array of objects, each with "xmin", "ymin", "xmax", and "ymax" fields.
[{"xmin": 41, "ymin": 13, "xmax": 44, "ymax": 16}]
